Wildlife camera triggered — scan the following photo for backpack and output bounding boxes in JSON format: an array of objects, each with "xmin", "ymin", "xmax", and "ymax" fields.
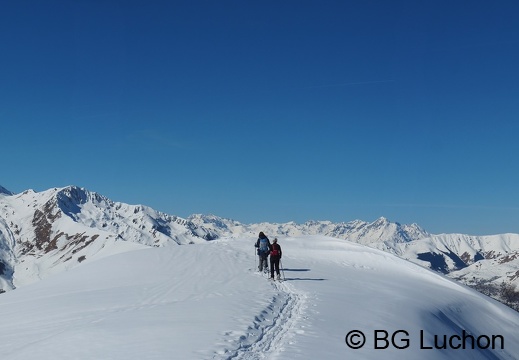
[
  {"xmin": 259, "ymin": 238, "xmax": 269, "ymax": 253},
  {"xmin": 270, "ymin": 244, "xmax": 280, "ymax": 256}
]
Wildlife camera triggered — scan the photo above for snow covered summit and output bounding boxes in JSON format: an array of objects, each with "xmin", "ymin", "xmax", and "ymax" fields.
[{"xmin": 0, "ymin": 185, "xmax": 219, "ymax": 290}]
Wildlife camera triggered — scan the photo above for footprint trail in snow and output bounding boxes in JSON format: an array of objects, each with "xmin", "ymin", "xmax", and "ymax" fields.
[{"xmin": 215, "ymin": 276, "xmax": 308, "ymax": 360}]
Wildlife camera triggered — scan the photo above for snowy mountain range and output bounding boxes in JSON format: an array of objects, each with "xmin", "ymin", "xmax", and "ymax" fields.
[
  {"xmin": 0, "ymin": 186, "xmax": 519, "ymax": 296},
  {"xmin": 1, "ymin": 185, "xmax": 518, "ymax": 297},
  {"xmin": 1, "ymin": 184, "xmax": 519, "ymax": 359}
]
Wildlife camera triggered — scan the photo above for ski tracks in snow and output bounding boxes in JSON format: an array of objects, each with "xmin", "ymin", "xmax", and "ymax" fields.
[{"xmin": 215, "ymin": 278, "xmax": 308, "ymax": 360}]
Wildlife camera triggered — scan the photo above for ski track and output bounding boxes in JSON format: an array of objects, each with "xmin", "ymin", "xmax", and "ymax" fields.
[{"xmin": 215, "ymin": 275, "xmax": 307, "ymax": 360}]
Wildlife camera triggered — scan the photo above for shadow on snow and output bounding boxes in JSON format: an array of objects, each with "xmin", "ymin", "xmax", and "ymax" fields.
[
  {"xmin": 281, "ymin": 268, "xmax": 326, "ymax": 281},
  {"xmin": 282, "ymin": 268, "xmax": 310, "ymax": 272},
  {"xmin": 283, "ymin": 277, "xmax": 327, "ymax": 281}
]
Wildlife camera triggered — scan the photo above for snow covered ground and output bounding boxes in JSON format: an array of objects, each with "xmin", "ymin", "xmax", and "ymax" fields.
[{"xmin": 0, "ymin": 235, "xmax": 517, "ymax": 359}]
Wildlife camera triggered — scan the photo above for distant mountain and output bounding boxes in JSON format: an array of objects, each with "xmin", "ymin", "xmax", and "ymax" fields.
[
  {"xmin": 384, "ymin": 233, "xmax": 519, "ymax": 289},
  {"xmin": 1, "ymin": 184, "xmax": 518, "ymax": 309},
  {"xmin": 186, "ymin": 214, "xmax": 429, "ymax": 244}
]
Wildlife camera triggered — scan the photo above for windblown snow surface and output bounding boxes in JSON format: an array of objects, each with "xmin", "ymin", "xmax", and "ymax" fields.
[{"xmin": 0, "ymin": 236, "xmax": 517, "ymax": 360}]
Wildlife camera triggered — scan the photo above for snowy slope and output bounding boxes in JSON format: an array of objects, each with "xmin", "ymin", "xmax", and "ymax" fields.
[
  {"xmin": 0, "ymin": 235, "xmax": 517, "ymax": 360},
  {"xmin": 185, "ymin": 214, "xmax": 518, "ymax": 289}
]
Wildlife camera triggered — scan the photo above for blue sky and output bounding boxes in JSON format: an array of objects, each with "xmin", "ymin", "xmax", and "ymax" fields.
[{"xmin": 1, "ymin": 1, "xmax": 519, "ymax": 235}]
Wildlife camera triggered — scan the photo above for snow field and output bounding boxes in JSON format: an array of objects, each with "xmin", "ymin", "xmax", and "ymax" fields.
[{"xmin": 0, "ymin": 235, "xmax": 518, "ymax": 359}]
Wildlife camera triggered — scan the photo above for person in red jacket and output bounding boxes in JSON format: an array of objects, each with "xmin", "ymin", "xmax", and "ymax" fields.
[{"xmin": 269, "ymin": 238, "xmax": 282, "ymax": 280}]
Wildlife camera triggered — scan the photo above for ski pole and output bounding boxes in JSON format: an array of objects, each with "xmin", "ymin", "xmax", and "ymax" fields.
[{"xmin": 280, "ymin": 258, "xmax": 286, "ymax": 281}]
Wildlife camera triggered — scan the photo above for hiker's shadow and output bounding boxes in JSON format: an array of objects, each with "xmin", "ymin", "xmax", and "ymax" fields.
[
  {"xmin": 282, "ymin": 268, "xmax": 326, "ymax": 281},
  {"xmin": 283, "ymin": 268, "xmax": 310, "ymax": 272}
]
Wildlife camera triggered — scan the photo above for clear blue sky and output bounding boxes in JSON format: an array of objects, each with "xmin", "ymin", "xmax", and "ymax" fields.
[{"xmin": 1, "ymin": 1, "xmax": 519, "ymax": 235}]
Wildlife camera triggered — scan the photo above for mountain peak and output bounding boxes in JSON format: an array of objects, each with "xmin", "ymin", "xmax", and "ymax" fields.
[{"xmin": 373, "ymin": 216, "xmax": 390, "ymax": 224}]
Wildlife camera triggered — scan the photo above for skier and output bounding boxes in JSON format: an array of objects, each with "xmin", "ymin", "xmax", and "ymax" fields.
[
  {"xmin": 269, "ymin": 238, "xmax": 282, "ymax": 280},
  {"xmin": 255, "ymin": 232, "xmax": 271, "ymax": 273}
]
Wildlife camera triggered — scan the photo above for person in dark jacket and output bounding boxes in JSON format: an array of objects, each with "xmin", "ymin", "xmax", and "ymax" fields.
[
  {"xmin": 255, "ymin": 232, "xmax": 271, "ymax": 273},
  {"xmin": 269, "ymin": 238, "xmax": 282, "ymax": 280}
]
